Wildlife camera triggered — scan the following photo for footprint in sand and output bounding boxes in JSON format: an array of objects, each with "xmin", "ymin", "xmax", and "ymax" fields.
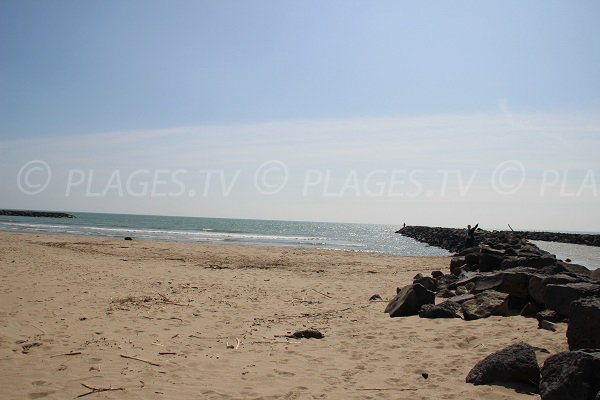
[{"xmin": 274, "ymin": 369, "xmax": 296, "ymax": 377}]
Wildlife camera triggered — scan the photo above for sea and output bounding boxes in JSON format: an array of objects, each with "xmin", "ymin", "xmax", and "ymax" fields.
[
  {"xmin": 1, "ymin": 212, "xmax": 599, "ymax": 269},
  {"xmin": 0, "ymin": 212, "xmax": 449, "ymax": 256}
]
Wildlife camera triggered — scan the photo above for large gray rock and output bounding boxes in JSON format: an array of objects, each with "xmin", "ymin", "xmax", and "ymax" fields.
[
  {"xmin": 478, "ymin": 246, "xmax": 505, "ymax": 272},
  {"xmin": 466, "ymin": 343, "xmax": 540, "ymax": 387},
  {"xmin": 462, "ymin": 290, "xmax": 510, "ymax": 320},
  {"xmin": 544, "ymin": 282, "xmax": 600, "ymax": 317},
  {"xmin": 591, "ymin": 269, "xmax": 600, "ymax": 282},
  {"xmin": 567, "ymin": 297, "xmax": 600, "ymax": 350},
  {"xmin": 540, "ymin": 350, "xmax": 600, "ymax": 400},
  {"xmin": 528, "ymin": 274, "xmax": 583, "ymax": 305},
  {"xmin": 454, "ymin": 268, "xmax": 535, "ymax": 305},
  {"xmin": 384, "ymin": 283, "xmax": 435, "ymax": 317},
  {"xmin": 418, "ymin": 301, "xmax": 461, "ymax": 319},
  {"xmin": 414, "ymin": 276, "xmax": 437, "ymax": 292}
]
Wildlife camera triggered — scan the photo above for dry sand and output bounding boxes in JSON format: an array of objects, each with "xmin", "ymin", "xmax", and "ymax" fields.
[{"xmin": 0, "ymin": 232, "xmax": 568, "ymax": 399}]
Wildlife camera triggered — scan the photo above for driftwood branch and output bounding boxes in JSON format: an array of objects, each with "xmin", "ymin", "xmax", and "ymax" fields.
[
  {"xmin": 310, "ymin": 288, "xmax": 332, "ymax": 298},
  {"xmin": 156, "ymin": 292, "xmax": 190, "ymax": 306},
  {"xmin": 51, "ymin": 351, "xmax": 82, "ymax": 358},
  {"xmin": 119, "ymin": 354, "xmax": 160, "ymax": 367},
  {"xmin": 76, "ymin": 383, "xmax": 124, "ymax": 398}
]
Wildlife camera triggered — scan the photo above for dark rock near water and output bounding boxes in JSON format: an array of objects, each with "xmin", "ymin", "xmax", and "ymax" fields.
[
  {"xmin": 545, "ymin": 282, "xmax": 600, "ymax": 317},
  {"xmin": 528, "ymin": 273, "xmax": 584, "ymax": 305},
  {"xmin": 540, "ymin": 350, "xmax": 600, "ymax": 400},
  {"xmin": 567, "ymin": 297, "xmax": 600, "ymax": 350},
  {"xmin": 124, "ymin": 237, "xmax": 133, "ymax": 241},
  {"xmin": 462, "ymin": 290, "xmax": 509, "ymax": 320},
  {"xmin": 397, "ymin": 225, "xmax": 600, "ymax": 249},
  {"xmin": 418, "ymin": 301, "xmax": 461, "ymax": 319},
  {"xmin": 0, "ymin": 209, "xmax": 75, "ymax": 218},
  {"xmin": 385, "ymin": 283, "xmax": 435, "ymax": 317},
  {"xmin": 466, "ymin": 343, "xmax": 540, "ymax": 388}
]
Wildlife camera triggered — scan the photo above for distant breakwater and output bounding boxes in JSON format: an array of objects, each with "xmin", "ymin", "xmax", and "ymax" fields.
[
  {"xmin": 0, "ymin": 210, "xmax": 75, "ymax": 218},
  {"xmin": 397, "ymin": 226, "xmax": 600, "ymax": 253}
]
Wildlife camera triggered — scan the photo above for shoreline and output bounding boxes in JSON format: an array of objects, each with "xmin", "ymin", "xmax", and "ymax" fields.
[{"xmin": 0, "ymin": 231, "xmax": 568, "ymax": 399}]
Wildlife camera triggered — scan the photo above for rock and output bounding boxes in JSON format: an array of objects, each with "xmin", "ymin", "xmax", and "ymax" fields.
[
  {"xmin": 397, "ymin": 225, "xmax": 600, "ymax": 251},
  {"xmin": 418, "ymin": 301, "xmax": 461, "ymax": 319},
  {"xmin": 414, "ymin": 276, "xmax": 437, "ymax": 292},
  {"xmin": 528, "ymin": 274, "xmax": 583, "ymax": 305},
  {"xmin": 446, "ymin": 293, "xmax": 476, "ymax": 304},
  {"xmin": 291, "ymin": 329, "xmax": 324, "ymax": 339},
  {"xmin": 455, "ymin": 286, "xmax": 469, "ymax": 295},
  {"xmin": 454, "ymin": 268, "xmax": 536, "ymax": 307},
  {"xmin": 538, "ymin": 319, "xmax": 557, "ymax": 332},
  {"xmin": 369, "ymin": 294, "xmax": 383, "ymax": 301},
  {"xmin": 0, "ymin": 209, "xmax": 75, "ymax": 218},
  {"xmin": 450, "ymin": 256, "xmax": 467, "ymax": 276},
  {"xmin": 124, "ymin": 236, "xmax": 133, "ymax": 241},
  {"xmin": 567, "ymin": 297, "xmax": 600, "ymax": 350},
  {"xmin": 540, "ymin": 350, "xmax": 600, "ymax": 400},
  {"xmin": 536, "ymin": 310, "xmax": 563, "ymax": 323},
  {"xmin": 545, "ymin": 282, "xmax": 600, "ymax": 317},
  {"xmin": 384, "ymin": 283, "xmax": 435, "ymax": 317},
  {"xmin": 437, "ymin": 289, "xmax": 455, "ymax": 298},
  {"xmin": 466, "ymin": 343, "xmax": 540, "ymax": 387},
  {"xmin": 555, "ymin": 261, "xmax": 591, "ymax": 276},
  {"xmin": 462, "ymin": 290, "xmax": 509, "ymax": 320},
  {"xmin": 478, "ymin": 246, "xmax": 505, "ymax": 272},
  {"xmin": 520, "ymin": 302, "xmax": 543, "ymax": 318},
  {"xmin": 591, "ymin": 269, "xmax": 600, "ymax": 282},
  {"xmin": 431, "ymin": 270, "xmax": 444, "ymax": 280}
]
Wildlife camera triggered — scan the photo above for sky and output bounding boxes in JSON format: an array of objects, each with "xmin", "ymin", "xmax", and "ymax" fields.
[{"xmin": 1, "ymin": 1, "xmax": 599, "ymax": 231}]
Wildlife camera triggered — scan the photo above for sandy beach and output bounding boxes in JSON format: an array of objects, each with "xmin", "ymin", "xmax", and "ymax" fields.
[{"xmin": 0, "ymin": 232, "xmax": 568, "ymax": 399}]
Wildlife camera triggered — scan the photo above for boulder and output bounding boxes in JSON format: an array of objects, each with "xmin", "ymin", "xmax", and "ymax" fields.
[
  {"xmin": 591, "ymin": 269, "xmax": 600, "ymax": 282},
  {"xmin": 418, "ymin": 301, "xmax": 461, "ymax": 319},
  {"xmin": 567, "ymin": 297, "xmax": 600, "ymax": 350},
  {"xmin": 414, "ymin": 276, "xmax": 437, "ymax": 292},
  {"xmin": 540, "ymin": 350, "xmax": 600, "ymax": 400},
  {"xmin": 446, "ymin": 293, "xmax": 476, "ymax": 304},
  {"xmin": 385, "ymin": 283, "xmax": 435, "ymax": 318},
  {"xmin": 555, "ymin": 261, "xmax": 591, "ymax": 276},
  {"xmin": 528, "ymin": 274, "xmax": 583, "ymax": 305},
  {"xmin": 535, "ymin": 310, "xmax": 563, "ymax": 323},
  {"xmin": 431, "ymin": 270, "xmax": 444, "ymax": 280},
  {"xmin": 466, "ymin": 343, "xmax": 540, "ymax": 387},
  {"xmin": 544, "ymin": 282, "xmax": 600, "ymax": 317},
  {"xmin": 478, "ymin": 246, "xmax": 505, "ymax": 272},
  {"xmin": 453, "ymin": 268, "xmax": 535, "ymax": 307},
  {"xmin": 450, "ymin": 256, "xmax": 466, "ymax": 276},
  {"xmin": 462, "ymin": 290, "xmax": 509, "ymax": 320}
]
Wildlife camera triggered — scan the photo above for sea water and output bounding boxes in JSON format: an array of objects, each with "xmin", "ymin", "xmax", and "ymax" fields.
[{"xmin": 0, "ymin": 212, "xmax": 449, "ymax": 256}]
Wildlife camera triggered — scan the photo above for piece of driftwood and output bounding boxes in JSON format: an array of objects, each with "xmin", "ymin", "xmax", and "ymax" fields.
[
  {"xmin": 76, "ymin": 383, "xmax": 124, "ymax": 398},
  {"xmin": 119, "ymin": 354, "xmax": 160, "ymax": 367},
  {"xmin": 51, "ymin": 351, "xmax": 82, "ymax": 358},
  {"xmin": 310, "ymin": 288, "xmax": 332, "ymax": 298}
]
